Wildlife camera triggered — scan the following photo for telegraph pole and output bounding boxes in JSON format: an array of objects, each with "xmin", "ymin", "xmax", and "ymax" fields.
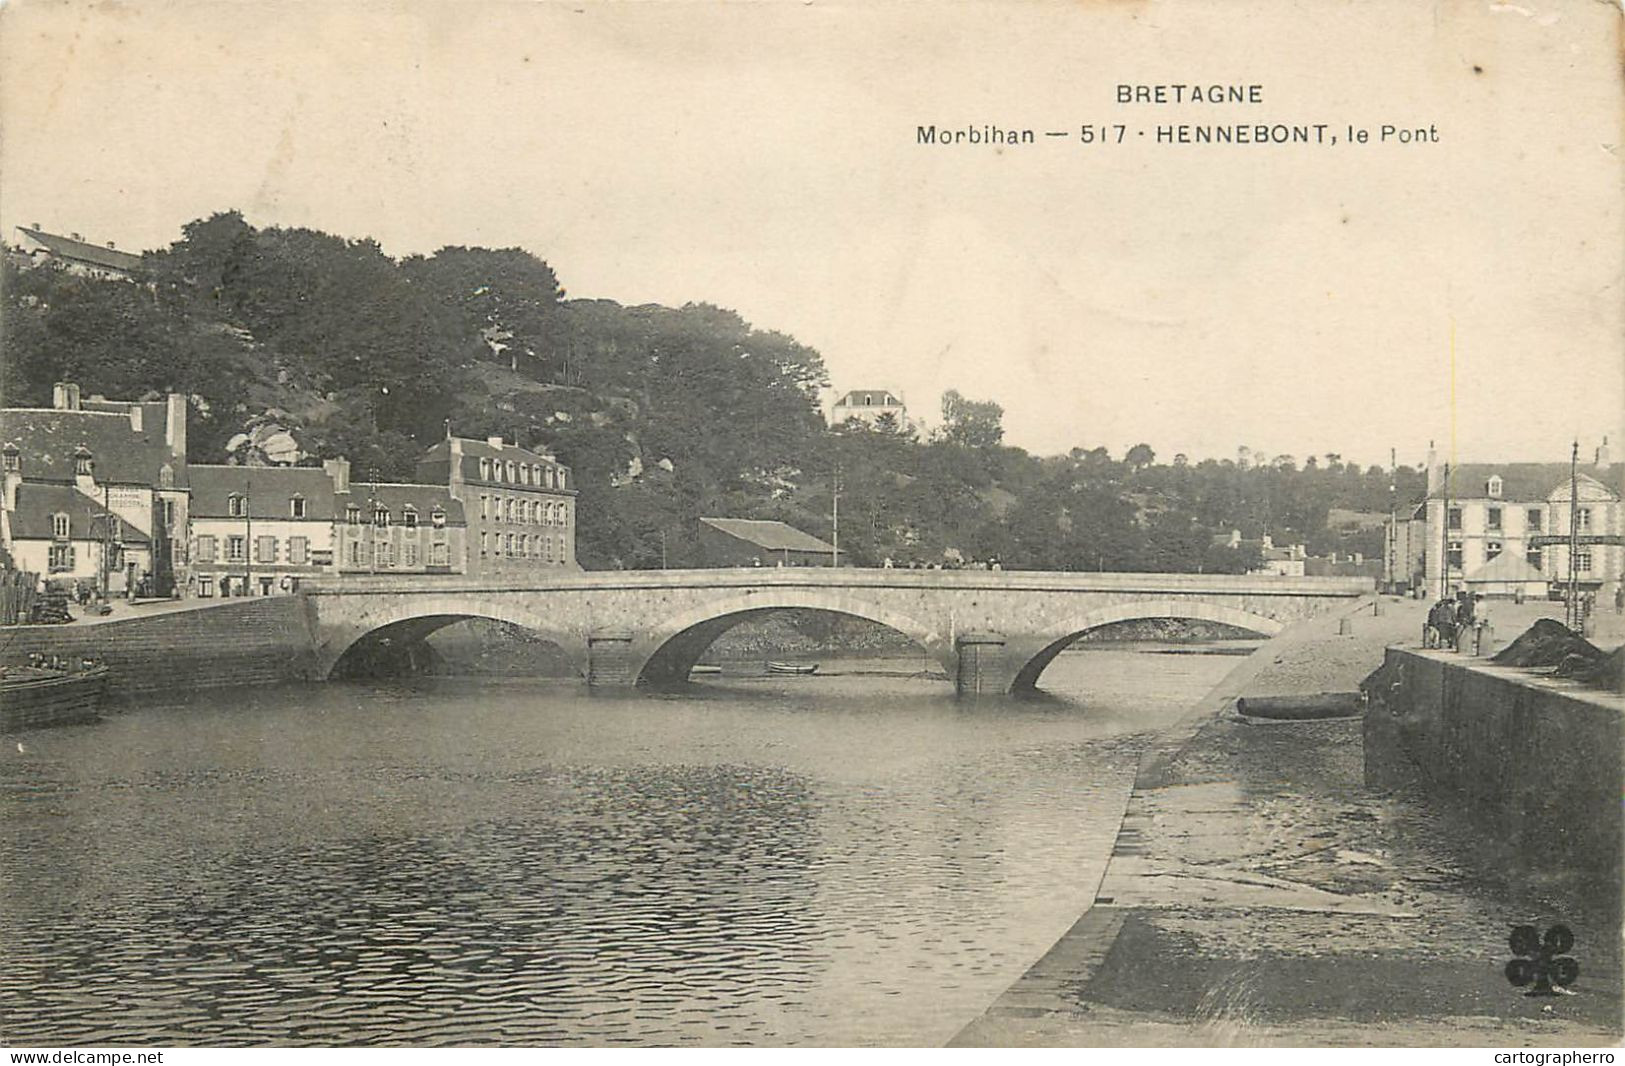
[
  {"xmin": 831, "ymin": 461, "xmax": 840, "ymax": 568},
  {"xmin": 1387, "ymin": 446, "xmax": 1397, "ymax": 592},
  {"xmin": 1567, "ymin": 440, "xmax": 1581, "ymax": 631},
  {"xmin": 244, "ymin": 473, "xmax": 253, "ymax": 596},
  {"xmin": 1439, "ymin": 462, "xmax": 1451, "ymax": 601}
]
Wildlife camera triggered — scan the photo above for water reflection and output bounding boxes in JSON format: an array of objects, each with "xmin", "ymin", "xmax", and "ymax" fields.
[{"xmin": 0, "ymin": 646, "xmax": 1237, "ymax": 1046}]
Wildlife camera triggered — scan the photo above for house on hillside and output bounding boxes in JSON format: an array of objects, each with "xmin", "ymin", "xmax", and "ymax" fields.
[
  {"xmin": 828, "ymin": 389, "xmax": 908, "ymax": 430},
  {"xmin": 1210, "ymin": 529, "xmax": 1306, "ymax": 577},
  {"xmin": 13, "ymin": 225, "xmax": 146, "ymax": 281},
  {"xmin": 695, "ymin": 518, "xmax": 844, "ymax": 567}
]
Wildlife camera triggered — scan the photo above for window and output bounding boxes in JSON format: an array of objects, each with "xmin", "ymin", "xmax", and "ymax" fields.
[
  {"xmin": 480, "ymin": 457, "xmax": 491, "ymax": 480},
  {"xmin": 161, "ymin": 499, "xmax": 176, "ymax": 529},
  {"xmin": 504, "ymin": 532, "xmax": 514, "ymax": 556},
  {"xmin": 1527, "ymin": 509, "xmax": 1543, "ymax": 531},
  {"xmin": 1526, "ymin": 547, "xmax": 1543, "ymax": 570},
  {"xmin": 1487, "ymin": 507, "xmax": 1501, "ymax": 530},
  {"xmin": 480, "ymin": 531, "xmax": 488, "ymax": 556},
  {"xmin": 481, "ymin": 495, "xmax": 490, "ymax": 521},
  {"xmin": 542, "ymin": 502, "xmax": 553, "ymax": 526},
  {"xmin": 373, "ymin": 505, "xmax": 389, "ymax": 527},
  {"xmin": 255, "ymin": 535, "xmax": 277, "ymax": 563},
  {"xmin": 543, "ymin": 535, "xmax": 553, "ymax": 563},
  {"xmin": 1, "ymin": 445, "xmax": 17, "ymax": 472},
  {"xmin": 377, "ymin": 542, "xmax": 394, "ymax": 567},
  {"xmin": 51, "ymin": 512, "xmax": 69, "ymax": 539},
  {"xmin": 1487, "ymin": 475, "xmax": 1503, "ymax": 498},
  {"xmin": 1486, "ymin": 540, "xmax": 1502, "ymax": 561},
  {"xmin": 431, "ymin": 506, "xmax": 446, "ymax": 529},
  {"xmin": 518, "ymin": 534, "xmax": 528, "ymax": 557},
  {"xmin": 289, "ymin": 536, "xmax": 308, "ymax": 565},
  {"xmin": 346, "ymin": 505, "xmax": 361, "ymax": 525},
  {"xmin": 1576, "ymin": 548, "xmax": 1593, "ymax": 573},
  {"xmin": 1447, "ymin": 507, "xmax": 1462, "ymax": 530},
  {"xmin": 432, "ymin": 542, "xmax": 449, "ymax": 568},
  {"xmin": 348, "ymin": 541, "xmax": 362, "ymax": 565},
  {"xmin": 521, "ymin": 464, "xmax": 531, "ymax": 486},
  {"xmin": 505, "ymin": 498, "xmax": 515, "ymax": 522},
  {"xmin": 403, "ymin": 506, "xmax": 418, "ymax": 528},
  {"xmin": 196, "ymin": 535, "xmax": 217, "ymax": 563},
  {"xmin": 197, "ymin": 576, "xmax": 214, "ymax": 598},
  {"xmin": 290, "ymin": 496, "xmax": 306, "ymax": 518},
  {"xmin": 227, "ymin": 535, "xmax": 246, "ymax": 562},
  {"xmin": 73, "ymin": 448, "xmax": 93, "ymax": 476},
  {"xmin": 48, "ymin": 544, "xmax": 74, "ymax": 572},
  {"xmin": 1577, "ymin": 508, "xmax": 1592, "ymax": 532},
  {"xmin": 403, "ymin": 542, "xmax": 418, "ymax": 568},
  {"xmin": 1446, "ymin": 541, "xmax": 1462, "ymax": 570},
  {"xmin": 506, "ymin": 460, "xmax": 517, "ymax": 482}
]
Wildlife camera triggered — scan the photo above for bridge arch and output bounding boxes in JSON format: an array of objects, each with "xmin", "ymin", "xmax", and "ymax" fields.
[
  {"xmin": 312, "ymin": 592, "xmax": 586, "ymax": 679},
  {"xmin": 1008, "ymin": 597, "xmax": 1282, "ymax": 692},
  {"xmin": 629, "ymin": 587, "xmax": 951, "ymax": 685}
]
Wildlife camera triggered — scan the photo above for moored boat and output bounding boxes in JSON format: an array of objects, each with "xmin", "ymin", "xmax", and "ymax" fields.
[
  {"xmin": 1, "ymin": 664, "xmax": 109, "ymax": 732},
  {"xmin": 766, "ymin": 661, "xmax": 819, "ymax": 676},
  {"xmin": 689, "ymin": 663, "xmax": 723, "ymax": 676}
]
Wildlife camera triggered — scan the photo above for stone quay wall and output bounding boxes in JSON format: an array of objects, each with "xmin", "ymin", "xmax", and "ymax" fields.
[
  {"xmin": 0, "ymin": 598, "xmax": 317, "ymax": 702},
  {"xmin": 1364, "ymin": 647, "xmax": 1624, "ymax": 878}
]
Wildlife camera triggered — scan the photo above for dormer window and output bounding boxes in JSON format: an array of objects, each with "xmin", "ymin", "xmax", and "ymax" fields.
[
  {"xmin": 227, "ymin": 493, "xmax": 247, "ymax": 518},
  {"xmin": 290, "ymin": 495, "xmax": 306, "ymax": 519},
  {"xmin": 1487, "ymin": 475, "xmax": 1503, "ymax": 498},
  {"xmin": 346, "ymin": 504, "xmax": 361, "ymax": 525},
  {"xmin": 51, "ymin": 512, "xmax": 69, "ymax": 539},
  {"xmin": 430, "ymin": 506, "xmax": 446, "ymax": 529},
  {"xmin": 479, "ymin": 457, "xmax": 492, "ymax": 480},
  {"xmin": 3, "ymin": 443, "xmax": 21, "ymax": 473},
  {"xmin": 402, "ymin": 506, "xmax": 418, "ymax": 528},
  {"xmin": 73, "ymin": 445, "xmax": 93, "ymax": 477},
  {"xmin": 373, "ymin": 505, "xmax": 389, "ymax": 527},
  {"xmin": 506, "ymin": 460, "xmax": 517, "ymax": 482}
]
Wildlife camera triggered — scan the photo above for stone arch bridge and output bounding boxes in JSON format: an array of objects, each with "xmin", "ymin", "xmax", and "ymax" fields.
[{"xmin": 300, "ymin": 569, "xmax": 1371, "ymax": 696}]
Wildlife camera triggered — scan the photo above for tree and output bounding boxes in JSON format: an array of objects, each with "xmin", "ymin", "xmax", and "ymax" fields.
[
  {"xmin": 1125, "ymin": 443, "xmax": 1156, "ymax": 471},
  {"xmin": 938, "ymin": 390, "xmax": 1005, "ymax": 448}
]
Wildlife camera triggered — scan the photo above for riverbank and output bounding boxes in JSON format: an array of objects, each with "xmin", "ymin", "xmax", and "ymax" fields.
[{"xmin": 953, "ymin": 595, "xmax": 1625, "ymax": 1046}]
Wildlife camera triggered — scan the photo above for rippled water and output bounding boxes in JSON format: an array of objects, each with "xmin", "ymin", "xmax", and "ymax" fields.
[{"xmin": 0, "ymin": 645, "xmax": 1238, "ymax": 1046}]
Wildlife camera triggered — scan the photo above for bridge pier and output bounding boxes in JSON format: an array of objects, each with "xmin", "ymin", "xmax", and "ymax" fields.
[
  {"xmin": 955, "ymin": 632, "xmax": 1014, "ymax": 697},
  {"xmin": 587, "ymin": 631, "xmax": 636, "ymax": 687}
]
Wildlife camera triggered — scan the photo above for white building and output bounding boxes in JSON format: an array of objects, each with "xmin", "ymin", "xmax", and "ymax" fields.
[{"xmin": 829, "ymin": 389, "xmax": 908, "ymax": 431}]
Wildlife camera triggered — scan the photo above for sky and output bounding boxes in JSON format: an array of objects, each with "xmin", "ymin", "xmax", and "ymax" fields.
[{"xmin": 2, "ymin": 0, "xmax": 1621, "ymax": 470}]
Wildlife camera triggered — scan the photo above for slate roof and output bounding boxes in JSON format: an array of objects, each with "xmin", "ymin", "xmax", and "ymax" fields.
[
  {"xmin": 700, "ymin": 517, "xmax": 841, "ymax": 554},
  {"xmin": 833, "ymin": 390, "xmax": 903, "ymax": 407},
  {"xmin": 189, "ymin": 465, "xmax": 337, "ymax": 520},
  {"xmin": 17, "ymin": 226, "xmax": 146, "ymax": 275},
  {"xmin": 348, "ymin": 483, "xmax": 466, "ymax": 525},
  {"xmin": 420, "ymin": 436, "xmax": 562, "ymax": 464},
  {"xmin": 1, "ymin": 409, "xmax": 185, "ymax": 487},
  {"xmin": 1432, "ymin": 463, "xmax": 1623, "ymax": 502},
  {"xmin": 8, "ymin": 483, "xmax": 150, "ymax": 543}
]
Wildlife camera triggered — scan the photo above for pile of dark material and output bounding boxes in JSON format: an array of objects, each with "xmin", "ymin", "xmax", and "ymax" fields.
[
  {"xmin": 28, "ymin": 588, "xmax": 73, "ymax": 625},
  {"xmin": 1556, "ymin": 643, "xmax": 1624, "ymax": 691},
  {"xmin": 1490, "ymin": 618, "xmax": 1600, "ymax": 669},
  {"xmin": 1491, "ymin": 618, "xmax": 1623, "ymax": 693}
]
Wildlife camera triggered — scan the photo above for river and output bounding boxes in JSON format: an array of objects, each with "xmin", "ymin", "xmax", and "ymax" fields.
[{"xmin": 0, "ymin": 643, "xmax": 1244, "ymax": 1047}]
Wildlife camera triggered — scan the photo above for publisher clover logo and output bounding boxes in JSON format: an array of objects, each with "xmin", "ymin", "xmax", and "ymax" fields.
[{"xmin": 1505, "ymin": 924, "xmax": 1579, "ymax": 996}]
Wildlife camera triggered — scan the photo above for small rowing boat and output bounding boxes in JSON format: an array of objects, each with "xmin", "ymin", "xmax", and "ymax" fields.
[
  {"xmin": 689, "ymin": 664, "xmax": 723, "ymax": 676},
  {"xmin": 2, "ymin": 664, "xmax": 109, "ymax": 732},
  {"xmin": 766, "ymin": 661, "xmax": 819, "ymax": 676}
]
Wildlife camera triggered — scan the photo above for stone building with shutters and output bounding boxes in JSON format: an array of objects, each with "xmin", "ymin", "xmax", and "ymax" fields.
[
  {"xmin": 1, "ymin": 382, "xmax": 189, "ymax": 596},
  {"xmin": 416, "ymin": 434, "xmax": 577, "ymax": 578},
  {"xmin": 189, "ymin": 459, "xmax": 466, "ymax": 596}
]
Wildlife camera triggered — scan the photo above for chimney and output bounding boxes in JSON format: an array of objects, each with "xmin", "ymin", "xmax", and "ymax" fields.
[
  {"xmin": 1, "ymin": 443, "xmax": 19, "ymax": 512},
  {"xmin": 447, "ymin": 436, "xmax": 465, "ymax": 499},
  {"xmin": 324, "ymin": 456, "xmax": 351, "ymax": 495},
  {"xmin": 52, "ymin": 382, "xmax": 82, "ymax": 411},
  {"xmin": 105, "ymin": 241, "xmax": 115, "ymax": 250},
  {"xmin": 70, "ymin": 232, "xmax": 82, "ymax": 241},
  {"xmin": 1595, "ymin": 436, "xmax": 1611, "ymax": 470},
  {"xmin": 128, "ymin": 405, "xmax": 143, "ymax": 433},
  {"xmin": 1425, "ymin": 440, "xmax": 1440, "ymax": 495},
  {"xmin": 165, "ymin": 393, "xmax": 187, "ymax": 458},
  {"xmin": 487, "ymin": 435, "xmax": 504, "ymax": 449}
]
